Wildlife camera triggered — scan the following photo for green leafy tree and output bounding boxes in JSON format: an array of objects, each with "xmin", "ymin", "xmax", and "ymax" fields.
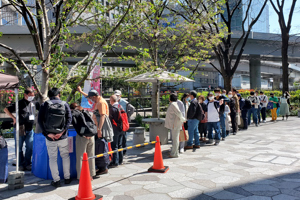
[
  {"xmin": 118, "ymin": 0, "xmax": 225, "ymax": 117},
  {"xmin": 0, "ymin": 0, "xmax": 134, "ymax": 102}
]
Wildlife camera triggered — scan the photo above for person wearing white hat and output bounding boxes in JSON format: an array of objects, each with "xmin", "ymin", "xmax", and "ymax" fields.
[{"xmin": 114, "ymin": 90, "xmax": 135, "ymax": 155}]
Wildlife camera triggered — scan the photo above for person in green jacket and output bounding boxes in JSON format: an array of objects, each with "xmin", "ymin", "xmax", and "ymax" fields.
[{"xmin": 269, "ymin": 93, "xmax": 279, "ymax": 121}]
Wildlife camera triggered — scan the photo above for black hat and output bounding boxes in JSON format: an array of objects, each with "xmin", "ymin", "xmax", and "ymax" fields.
[{"xmin": 86, "ymin": 90, "xmax": 99, "ymax": 98}]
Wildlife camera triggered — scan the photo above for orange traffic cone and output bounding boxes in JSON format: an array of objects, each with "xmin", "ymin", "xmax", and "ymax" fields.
[
  {"xmin": 148, "ymin": 136, "xmax": 169, "ymax": 173},
  {"xmin": 75, "ymin": 153, "xmax": 103, "ymax": 200}
]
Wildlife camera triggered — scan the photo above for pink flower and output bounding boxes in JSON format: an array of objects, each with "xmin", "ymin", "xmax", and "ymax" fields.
[
  {"xmin": 9, "ymin": 97, "xmax": 12, "ymax": 100},
  {"xmin": 10, "ymin": 94, "xmax": 13, "ymax": 97},
  {"xmin": 8, "ymin": 101, "xmax": 11, "ymax": 104}
]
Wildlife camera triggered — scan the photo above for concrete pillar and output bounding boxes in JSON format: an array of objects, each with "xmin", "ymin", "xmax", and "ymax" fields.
[
  {"xmin": 273, "ymin": 77, "xmax": 280, "ymax": 90},
  {"xmin": 249, "ymin": 55, "xmax": 261, "ymax": 90}
]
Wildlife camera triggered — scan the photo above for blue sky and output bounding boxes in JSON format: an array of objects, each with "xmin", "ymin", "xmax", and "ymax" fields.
[{"xmin": 268, "ymin": 0, "xmax": 300, "ymax": 35}]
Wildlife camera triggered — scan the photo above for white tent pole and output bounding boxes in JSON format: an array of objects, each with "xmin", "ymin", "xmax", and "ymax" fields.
[
  {"xmin": 14, "ymin": 88, "xmax": 19, "ymax": 172},
  {"xmin": 158, "ymin": 80, "xmax": 160, "ymax": 120}
]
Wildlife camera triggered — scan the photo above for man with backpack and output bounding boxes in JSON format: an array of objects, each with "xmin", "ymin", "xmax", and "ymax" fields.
[
  {"xmin": 247, "ymin": 91, "xmax": 260, "ymax": 127},
  {"xmin": 109, "ymin": 95, "xmax": 125, "ymax": 167},
  {"xmin": 70, "ymin": 103, "xmax": 96, "ymax": 180},
  {"xmin": 206, "ymin": 92, "xmax": 223, "ymax": 145},
  {"xmin": 114, "ymin": 90, "xmax": 135, "ymax": 155},
  {"xmin": 38, "ymin": 88, "xmax": 72, "ymax": 187},
  {"xmin": 185, "ymin": 90, "xmax": 203, "ymax": 150}
]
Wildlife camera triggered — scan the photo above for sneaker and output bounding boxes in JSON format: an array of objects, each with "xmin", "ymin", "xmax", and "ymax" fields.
[
  {"xmin": 263, "ymin": 120, "xmax": 266, "ymax": 123},
  {"xmin": 179, "ymin": 148, "xmax": 184, "ymax": 153},
  {"xmin": 64, "ymin": 178, "xmax": 72, "ymax": 184},
  {"xmin": 25, "ymin": 165, "xmax": 32, "ymax": 171},
  {"xmin": 193, "ymin": 145, "xmax": 200, "ymax": 149},
  {"xmin": 233, "ymin": 132, "xmax": 237, "ymax": 135},
  {"xmin": 206, "ymin": 140, "xmax": 214, "ymax": 145},
  {"xmin": 226, "ymin": 131, "xmax": 230, "ymax": 136},
  {"xmin": 109, "ymin": 163, "xmax": 119, "ymax": 168},
  {"xmin": 214, "ymin": 142, "xmax": 219, "ymax": 146},
  {"xmin": 255, "ymin": 124, "xmax": 258, "ymax": 127},
  {"xmin": 221, "ymin": 138, "xmax": 225, "ymax": 141},
  {"xmin": 184, "ymin": 146, "xmax": 193, "ymax": 150},
  {"xmin": 51, "ymin": 180, "xmax": 61, "ymax": 188},
  {"xmin": 96, "ymin": 168, "xmax": 108, "ymax": 175}
]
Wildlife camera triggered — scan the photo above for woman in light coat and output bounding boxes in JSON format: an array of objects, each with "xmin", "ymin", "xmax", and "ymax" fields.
[
  {"xmin": 165, "ymin": 93, "xmax": 186, "ymax": 158},
  {"xmin": 280, "ymin": 91, "xmax": 290, "ymax": 120}
]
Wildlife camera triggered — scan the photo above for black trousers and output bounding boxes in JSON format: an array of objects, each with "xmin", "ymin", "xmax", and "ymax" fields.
[
  {"xmin": 198, "ymin": 122, "xmax": 207, "ymax": 138},
  {"xmin": 230, "ymin": 112, "xmax": 237, "ymax": 133},
  {"xmin": 261, "ymin": 107, "xmax": 266, "ymax": 121},
  {"xmin": 241, "ymin": 110, "xmax": 248, "ymax": 130}
]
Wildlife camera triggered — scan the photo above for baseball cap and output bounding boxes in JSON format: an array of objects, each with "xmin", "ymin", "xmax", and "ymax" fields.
[
  {"xmin": 114, "ymin": 90, "xmax": 122, "ymax": 96},
  {"xmin": 86, "ymin": 90, "xmax": 99, "ymax": 98},
  {"xmin": 237, "ymin": 93, "xmax": 241, "ymax": 97}
]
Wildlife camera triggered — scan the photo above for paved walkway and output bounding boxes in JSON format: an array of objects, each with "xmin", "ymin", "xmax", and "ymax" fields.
[{"xmin": 1, "ymin": 117, "xmax": 300, "ymax": 200}]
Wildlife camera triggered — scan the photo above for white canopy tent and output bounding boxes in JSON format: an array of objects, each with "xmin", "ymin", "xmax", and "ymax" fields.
[
  {"xmin": 0, "ymin": 73, "xmax": 20, "ymax": 172},
  {"xmin": 126, "ymin": 69, "xmax": 194, "ymax": 119}
]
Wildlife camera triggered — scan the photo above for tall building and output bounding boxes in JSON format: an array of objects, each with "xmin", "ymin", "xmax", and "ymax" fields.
[{"xmin": 221, "ymin": 0, "xmax": 269, "ymax": 33}]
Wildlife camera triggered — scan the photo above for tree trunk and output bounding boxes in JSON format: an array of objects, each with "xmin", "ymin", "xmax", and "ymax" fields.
[
  {"xmin": 223, "ymin": 75, "xmax": 233, "ymax": 92},
  {"xmin": 151, "ymin": 82, "xmax": 158, "ymax": 118},
  {"xmin": 281, "ymin": 35, "xmax": 289, "ymax": 93}
]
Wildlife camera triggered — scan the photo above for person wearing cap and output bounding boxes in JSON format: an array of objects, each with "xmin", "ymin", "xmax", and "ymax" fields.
[
  {"xmin": 247, "ymin": 91, "xmax": 260, "ymax": 127},
  {"xmin": 77, "ymin": 86, "xmax": 109, "ymax": 174},
  {"xmin": 206, "ymin": 92, "xmax": 223, "ymax": 145},
  {"xmin": 185, "ymin": 90, "xmax": 200, "ymax": 149},
  {"xmin": 38, "ymin": 88, "xmax": 72, "ymax": 187},
  {"xmin": 269, "ymin": 93, "xmax": 279, "ymax": 121},
  {"xmin": 77, "ymin": 87, "xmax": 109, "ymax": 139},
  {"xmin": 214, "ymin": 88, "xmax": 229, "ymax": 140},
  {"xmin": 114, "ymin": 90, "xmax": 135, "ymax": 155}
]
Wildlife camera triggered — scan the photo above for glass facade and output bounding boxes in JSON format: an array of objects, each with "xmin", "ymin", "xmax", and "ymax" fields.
[{"xmin": 221, "ymin": 0, "xmax": 269, "ymax": 33}]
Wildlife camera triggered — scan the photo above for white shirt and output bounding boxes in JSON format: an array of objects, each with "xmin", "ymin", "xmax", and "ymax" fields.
[
  {"xmin": 207, "ymin": 102, "xmax": 220, "ymax": 122},
  {"xmin": 259, "ymin": 95, "xmax": 268, "ymax": 108}
]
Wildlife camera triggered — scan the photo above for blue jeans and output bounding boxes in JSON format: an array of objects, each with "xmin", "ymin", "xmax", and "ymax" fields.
[
  {"xmin": 248, "ymin": 107, "xmax": 258, "ymax": 125},
  {"xmin": 14, "ymin": 129, "xmax": 34, "ymax": 167},
  {"xmin": 207, "ymin": 122, "xmax": 221, "ymax": 142},
  {"xmin": 187, "ymin": 119, "xmax": 200, "ymax": 146},
  {"xmin": 257, "ymin": 106, "xmax": 261, "ymax": 123},
  {"xmin": 242, "ymin": 109, "xmax": 248, "ymax": 129},
  {"xmin": 219, "ymin": 113, "xmax": 226, "ymax": 138},
  {"xmin": 111, "ymin": 130, "xmax": 123, "ymax": 166}
]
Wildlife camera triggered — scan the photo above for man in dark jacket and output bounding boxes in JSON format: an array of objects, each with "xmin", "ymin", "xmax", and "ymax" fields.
[
  {"xmin": 109, "ymin": 95, "xmax": 124, "ymax": 167},
  {"xmin": 38, "ymin": 88, "xmax": 72, "ymax": 187},
  {"xmin": 228, "ymin": 91, "xmax": 237, "ymax": 135},
  {"xmin": 185, "ymin": 90, "xmax": 200, "ymax": 149},
  {"xmin": 214, "ymin": 88, "xmax": 229, "ymax": 140},
  {"xmin": 4, "ymin": 87, "xmax": 40, "ymax": 171},
  {"xmin": 238, "ymin": 94, "xmax": 249, "ymax": 130}
]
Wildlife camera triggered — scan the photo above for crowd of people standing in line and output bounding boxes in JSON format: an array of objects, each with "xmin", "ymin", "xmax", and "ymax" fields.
[
  {"xmin": 4, "ymin": 87, "xmax": 135, "ymax": 187},
  {"xmin": 164, "ymin": 88, "xmax": 291, "ymax": 158},
  {"xmin": 2, "ymin": 86, "xmax": 291, "ymax": 186}
]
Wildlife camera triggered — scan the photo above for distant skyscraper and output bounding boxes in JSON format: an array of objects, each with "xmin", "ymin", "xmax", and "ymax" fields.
[{"xmin": 221, "ymin": 0, "xmax": 269, "ymax": 33}]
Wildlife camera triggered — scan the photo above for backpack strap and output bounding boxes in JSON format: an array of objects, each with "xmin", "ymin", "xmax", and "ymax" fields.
[{"xmin": 46, "ymin": 100, "xmax": 53, "ymax": 105}]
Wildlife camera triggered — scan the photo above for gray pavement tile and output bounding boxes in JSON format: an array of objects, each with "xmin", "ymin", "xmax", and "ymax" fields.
[
  {"xmin": 191, "ymin": 194, "xmax": 217, "ymax": 200},
  {"xmin": 237, "ymin": 196, "xmax": 272, "ymax": 200},
  {"xmin": 224, "ymin": 187, "xmax": 253, "ymax": 197},
  {"xmin": 272, "ymin": 194, "xmax": 300, "ymax": 200},
  {"xmin": 212, "ymin": 190, "xmax": 245, "ymax": 199},
  {"xmin": 94, "ymin": 187, "xmax": 112, "ymax": 196},
  {"xmin": 271, "ymin": 181, "xmax": 300, "ymax": 189},
  {"xmin": 112, "ymin": 195, "xmax": 134, "ymax": 200},
  {"xmin": 271, "ymin": 156, "xmax": 298, "ymax": 165},
  {"xmin": 168, "ymin": 188, "xmax": 202, "ymax": 199},
  {"xmin": 124, "ymin": 188, "xmax": 151, "ymax": 197},
  {"xmin": 134, "ymin": 193, "xmax": 171, "ymax": 200}
]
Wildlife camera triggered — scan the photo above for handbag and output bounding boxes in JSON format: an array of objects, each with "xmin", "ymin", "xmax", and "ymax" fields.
[
  {"xmin": 179, "ymin": 125, "xmax": 189, "ymax": 142},
  {"xmin": 267, "ymin": 102, "xmax": 273, "ymax": 110},
  {"xmin": 101, "ymin": 115, "xmax": 114, "ymax": 143},
  {"xmin": 200, "ymin": 116, "xmax": 208, "ymax": 123}
]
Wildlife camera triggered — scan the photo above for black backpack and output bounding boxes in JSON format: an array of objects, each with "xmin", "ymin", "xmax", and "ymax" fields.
[
  {"xmin": 195, "ymin": 102, "xmax": 205, "ymax": 121},
  {"xmin": 44, "ymin": 100, "xmax": 66, "ymax": 134},
  {"xmin": 244, "ymin": 99, "xmax": 252, "ymax": 110},
  {"xmin": 72, "ymin": 110, "xmax": 97, "ymax": 137}
]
